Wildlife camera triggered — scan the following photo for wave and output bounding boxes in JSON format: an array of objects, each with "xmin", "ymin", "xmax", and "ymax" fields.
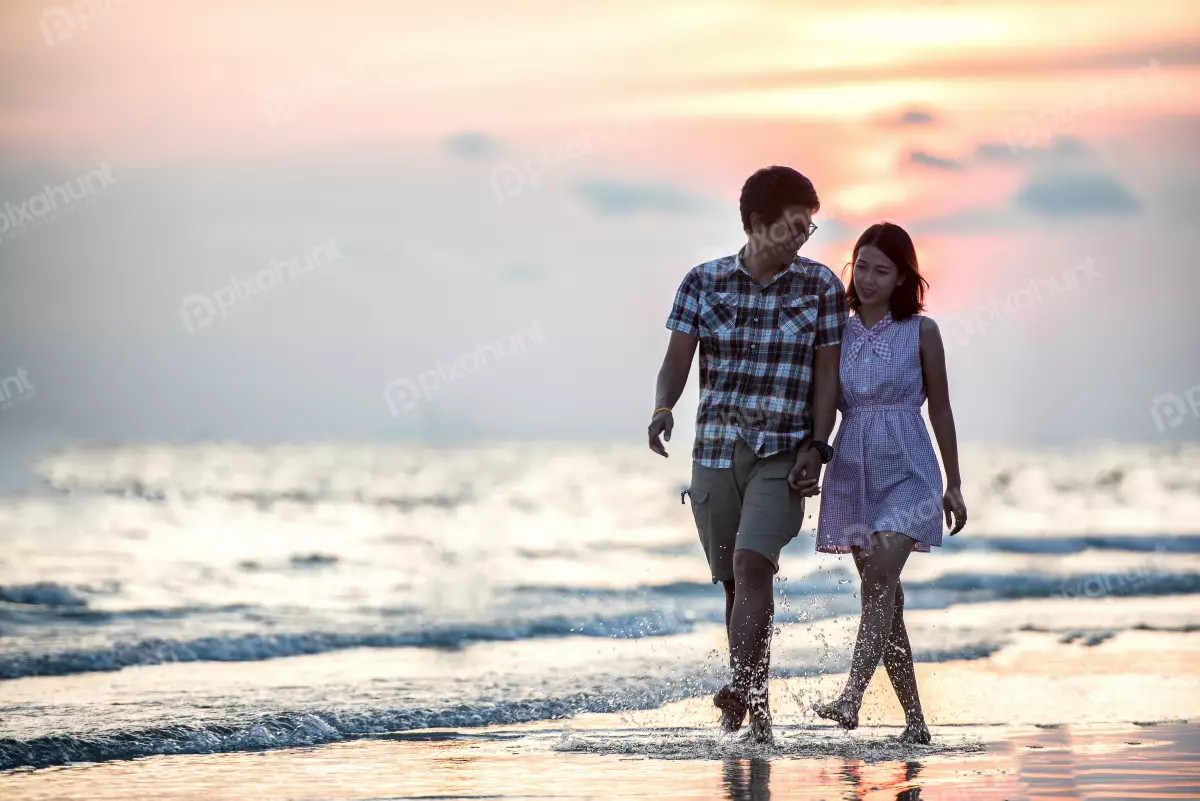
[
  {"xmin": 942, "ymin": 535, "xmax": 1200, "ymax": 555},
  {"xmin": 40, "ymin": 478, "xmax": 474, "ymax": 511},
  {"xmin": 0, "ymin": 642, "xmax": 999, "ymax": 771},
  {"xmin": 4, "ymin": 568, "xmax": 1195, "ymax": 680},
  {"xmin": 560, "ymin": 571, "xmax": 1200, "ymax": 602},
  {"xmin": 0, "ymin": 583, "xmax": 87, "ymax": 607},
  {"xmin": 0, "ymin": 602, "xmax": 254, "ymax": 626},
  {"xmin": 0, "ymin": 608, "xmax": 713, "ymax": 680},
  {"xmin": 0, "ymin": 667, "xmax": 736, "ymax": 771}
]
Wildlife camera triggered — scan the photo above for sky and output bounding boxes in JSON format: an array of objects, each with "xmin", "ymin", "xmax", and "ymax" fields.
[{"xmin": 0, "ymin": 0, "xmax": 1198, "ymax": 459}]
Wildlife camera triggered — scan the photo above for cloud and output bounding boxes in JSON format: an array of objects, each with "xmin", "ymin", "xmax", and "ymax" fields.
[
  {"xmin": 498, "ymin": 262, "xmax": 544, "ymax": 283},
  {"xmin": 909, "ymin": 151, "xmax": 965, "ymax": 171},
  {"xmin": 976, "ymin": 135, "xmax": 1091, "ymax": 164},
  {"xmin": 898, "ymin": 110, "xmax": 935, "ymax": 125},
  {"xmin": 443, "ymin": 131, "xmax": 502, "ymax": 159},
  {"xmin": 573, "ymin": 179, "xmax": 706, "ymax": 216},
  {"xmin": 904, "ymin": 136, "xmax": 1090, "ymax": 176},
  {"xmin": 1013, "ymin": 171, "xmax": 1141, "ymax": 218},
  {"xmin": 813, "ymin": 216, "xmax": 857, "ymax": 244},
  {"xmin": 906, "ymin": 205, "xmax": 1021, "ymax": 236}
]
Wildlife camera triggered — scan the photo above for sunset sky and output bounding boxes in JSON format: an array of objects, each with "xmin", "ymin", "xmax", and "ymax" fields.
[{"xmin": 0, "ymin": 0, "xmax": 1197, "ymax": 455}]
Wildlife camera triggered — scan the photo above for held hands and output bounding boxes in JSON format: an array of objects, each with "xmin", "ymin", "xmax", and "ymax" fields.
[
  {"xmin": 788, "ymin": 446, "xmax": 823, "ymax": 496},
  {"xmin": 943, "ymin": 485, "xmax": 968, "ymax": 534},
  {"xmin": 648, "ymin": 410, "xmax": 673, "ymax": 457}
]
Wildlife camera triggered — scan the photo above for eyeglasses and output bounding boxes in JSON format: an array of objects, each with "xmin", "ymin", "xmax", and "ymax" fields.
[{"xmin": 804, "ymin": 223, "xmax": 818, "ymax": 237}]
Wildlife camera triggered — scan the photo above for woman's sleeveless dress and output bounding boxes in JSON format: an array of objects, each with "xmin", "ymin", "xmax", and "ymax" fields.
[{"xmin": 816, "ymin": 312, "xmax": 944, "ymax": 553}]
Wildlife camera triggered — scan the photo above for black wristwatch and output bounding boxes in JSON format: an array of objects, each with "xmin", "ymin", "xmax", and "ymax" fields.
[{"xmin": 809, "ymin": 440, "xmax": 834, "ymax": 463}]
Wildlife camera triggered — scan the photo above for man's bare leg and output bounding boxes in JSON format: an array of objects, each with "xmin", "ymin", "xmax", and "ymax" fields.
[
  {"xmin": 725, "ymin": 549, "xmax": 776, "ymax": 744},
  {"xmin": 814, "ymin": 531, "xmax": 914, "ymax": 731},
  {"xmin": 716, "ymin": 579, "xmax": 748, "ymax": 733}
]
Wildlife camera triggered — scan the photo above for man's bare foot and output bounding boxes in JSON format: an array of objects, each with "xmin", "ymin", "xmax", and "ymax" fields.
[
  {"xmin": 747, "ymin": 695, "xmax": 774, "ymax": 745},
  {"xmin": 812, "ymin": 697, "xmax": 859, "ymax": 730},
  {"xmin": 900, "ymin": 721, "xmax": 931, "ymax": 744},
  {"xmin": 714, "ymin": 685, "xmax": 748, "ymax": 733}
]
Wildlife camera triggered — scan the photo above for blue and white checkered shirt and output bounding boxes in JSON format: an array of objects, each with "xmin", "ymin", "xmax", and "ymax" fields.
[{"xmin": 666, "ymin": 250, "xmax": 848, "ymax": 468}]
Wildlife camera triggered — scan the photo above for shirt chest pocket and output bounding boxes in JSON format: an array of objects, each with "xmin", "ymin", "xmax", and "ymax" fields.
[
  {"xmin": 778, "ymin": 295, "xmax": 819, "ymax": 342},
  {"xmin": 699, "ymin": 292, "xmax": 738, "ymax": 338}
]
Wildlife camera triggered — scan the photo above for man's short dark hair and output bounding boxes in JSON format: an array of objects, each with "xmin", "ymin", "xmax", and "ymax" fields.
[{"xmin": 739, "ymin": 166, "xmax": 820, "ymax": 233}]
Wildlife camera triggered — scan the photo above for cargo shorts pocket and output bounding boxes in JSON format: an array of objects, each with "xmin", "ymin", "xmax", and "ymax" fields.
[
  {"xmin": 687, "ymin": 467, "xmax": 738, "ymax": 583},
  {"xmin": 685, "ymin": 480, "xmax": 712, "ymax": 544},
  {"xmin": 747, "ymin": 458, "xmax": 805, "ymax": 538}
]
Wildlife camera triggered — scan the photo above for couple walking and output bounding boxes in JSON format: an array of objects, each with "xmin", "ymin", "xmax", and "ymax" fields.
[{"xmin": 648, "ymin": 166, "xmax": 968, "ymax": 745}]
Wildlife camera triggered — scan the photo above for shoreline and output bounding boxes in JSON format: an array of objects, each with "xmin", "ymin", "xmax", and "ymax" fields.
[{"xmin": 3, "ymin": 627, "xmax": 1198, "ymax": 799}]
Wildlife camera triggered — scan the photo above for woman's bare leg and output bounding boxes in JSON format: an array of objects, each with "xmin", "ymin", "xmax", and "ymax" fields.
[
  {"xmin": 847, "ymin": 550, "xmax": 928, "ymax": 739},
  {"xmin": 879, "ymin": 583, "xmax": 930, "ymax": 742},
  {"xmin": 814, "ymin": 531, "xmax": 914, "ymax": 729}
]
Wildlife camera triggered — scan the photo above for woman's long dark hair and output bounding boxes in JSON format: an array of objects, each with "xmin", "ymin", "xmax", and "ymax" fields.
[{"xmin": 845, "ymin": 222, "xmax": 928, "ymax": 320}]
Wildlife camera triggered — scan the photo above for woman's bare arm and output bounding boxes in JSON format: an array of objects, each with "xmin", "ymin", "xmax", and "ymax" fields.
[{"xmin": 919, "ymin": 317, "xmax": 961, "ymax": 488}]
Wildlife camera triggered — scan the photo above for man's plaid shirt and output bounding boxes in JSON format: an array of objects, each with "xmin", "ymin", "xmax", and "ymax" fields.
[{"xmin": 666, "ymin": 250, "xmax": 848, "ymax": 468}]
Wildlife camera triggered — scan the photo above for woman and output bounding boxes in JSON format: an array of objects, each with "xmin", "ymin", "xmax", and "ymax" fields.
[{"xmin": 813, "ymin": 222, "xmax": 967, "ymax": 744}]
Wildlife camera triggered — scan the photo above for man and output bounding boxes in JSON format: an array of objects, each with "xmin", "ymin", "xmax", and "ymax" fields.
[{"xmin": 647, "ymin": 166, "xmax": 848, "ymax": 743}]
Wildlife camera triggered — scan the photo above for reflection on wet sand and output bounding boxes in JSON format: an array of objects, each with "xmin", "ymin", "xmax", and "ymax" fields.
[
  {"xmin": 5, "ymin": 722, "xmax": 1194, "ymax": 800},
  {"xmin": 723, "ymin": 757, "xmax": 771, "ymax": 800}
]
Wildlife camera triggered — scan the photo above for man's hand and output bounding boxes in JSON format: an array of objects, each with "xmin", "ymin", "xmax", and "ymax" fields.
[
  {"xmin": 648, "ymin": 410, "xmax": 673, "ymax": 457},
  {"xmin": 788, "ymin": 446, "xmax": 822, "ymax": 496}
]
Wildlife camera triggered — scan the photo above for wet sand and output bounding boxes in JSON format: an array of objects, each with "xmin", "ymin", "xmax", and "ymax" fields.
[{"xmin": 3, "ymin": 629, "xmax": 1197, "ymax": 800}]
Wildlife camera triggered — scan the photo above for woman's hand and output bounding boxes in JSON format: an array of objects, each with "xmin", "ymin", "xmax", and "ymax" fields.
[
  {"xmin": 788, "ymin": 447, "xmax": 823, "ymax": 496},
  {"xmin": 943, "ymin": 486, "xmax": 967, "ymax": 534}
]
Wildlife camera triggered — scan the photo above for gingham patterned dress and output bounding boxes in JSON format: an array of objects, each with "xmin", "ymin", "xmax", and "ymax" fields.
[{"xmin": 816, "ymin": 311, "xmax": 944, "ymax": 553}]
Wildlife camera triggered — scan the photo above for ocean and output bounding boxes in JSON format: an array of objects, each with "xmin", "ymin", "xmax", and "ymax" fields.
[{"xmin": 2, "ymin": 440, "xmax": 1199, "ymax": 778}]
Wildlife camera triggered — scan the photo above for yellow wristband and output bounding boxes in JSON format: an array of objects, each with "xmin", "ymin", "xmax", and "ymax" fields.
[{"xmin": 653, "ymin": 407, "xmax": 673, "ymax": 416}]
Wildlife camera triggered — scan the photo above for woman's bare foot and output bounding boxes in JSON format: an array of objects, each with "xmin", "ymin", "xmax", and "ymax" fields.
[
  {"xmin": 812, "ymin": 697, "xmax": 859, "ymax": 730},
  {"xmin": 714, "ymin": 685, "xmax": 748, "ymax": 733},
  {"xmin": 900, "ymin": 721, "xmax": 931, "ymax": 744}
]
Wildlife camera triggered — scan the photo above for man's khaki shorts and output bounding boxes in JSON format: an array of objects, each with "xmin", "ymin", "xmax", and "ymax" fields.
[{"xmin": 686, "ymin": 439, "xmax": 805, "ymax": 584}]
